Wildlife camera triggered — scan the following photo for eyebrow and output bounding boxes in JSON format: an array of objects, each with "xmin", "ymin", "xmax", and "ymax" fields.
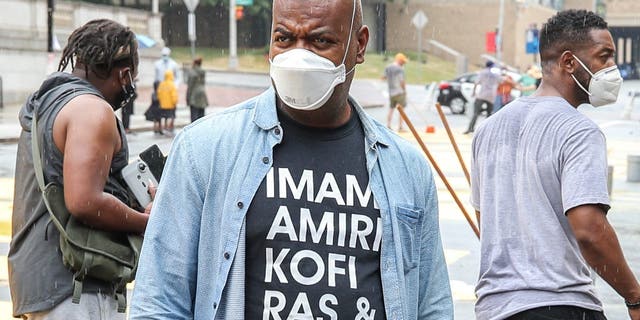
[
  {"xmin": 273, "ymin": 27, "xmax": 292, "ymax": 36},
  {"xmin": 596, "ymin": 46, "xmax": 615, "ymax": 55},
  {"xmin": 273, "ymin": 26, "xmax": 337, "ymax": 39}
]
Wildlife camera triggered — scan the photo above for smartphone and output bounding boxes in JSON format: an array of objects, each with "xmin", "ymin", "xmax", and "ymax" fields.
[
  {"xmin": 121, "ymin": 159, "xmax": 158, "ymax": 209},
  {"xmin": 138, "ymin": 144, "xmax": 166, "ymax": 182}
]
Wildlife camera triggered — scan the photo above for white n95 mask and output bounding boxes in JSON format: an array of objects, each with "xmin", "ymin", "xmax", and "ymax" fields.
[
  {"xmin": 571, "ymin": 55, "xmax": 623, "ymax": 107},
  {"xmin": 269, "ymin": 0, "xmax": 357, "ymax": 111},
  {"xmin": 270, "ymin": 49, "xmax": 353, "ymax": 111}
]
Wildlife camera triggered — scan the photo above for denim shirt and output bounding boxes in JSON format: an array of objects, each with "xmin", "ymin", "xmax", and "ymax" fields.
[{"xmin": 130, "ymin": 88, "xmax": 453, "ymax": 320}]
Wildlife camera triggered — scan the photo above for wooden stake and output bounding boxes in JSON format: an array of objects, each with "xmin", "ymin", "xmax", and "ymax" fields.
[
  {"xmin": 397, "ymin": 105, "xmax": 480, "ymax": 239},
  {"xmin": 434, "ymin": 102, "xmax": 471, "ymax": 185}
]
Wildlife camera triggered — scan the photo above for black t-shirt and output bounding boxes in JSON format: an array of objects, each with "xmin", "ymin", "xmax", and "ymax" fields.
[{"xmin": 245, "ymin": 106, "xmax": 386, "ymax": 320}]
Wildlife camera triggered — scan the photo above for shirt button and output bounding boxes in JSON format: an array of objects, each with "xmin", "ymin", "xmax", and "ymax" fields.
[
  {"xmin": 237, "ymin": 201, "xmax": 243, "ymax": 209},
  {"xmin": 262, "ymin": 157, "xmax": 269, "ymax": 164},
  {"xmin": 224, "ymin": 252, "xmax": 230, "ymax": 260},
  {"xmin": 274, "ymin": 128, "xmax": 281, "ymax": 135},
  {"xmin": 213, "ymin": 302, "xmax": 217, "ymax": 309}
]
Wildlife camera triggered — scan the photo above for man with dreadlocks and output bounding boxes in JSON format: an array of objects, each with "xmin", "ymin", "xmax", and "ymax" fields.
[
  {"xmin": 8, "ymin": 19, "xmax": 150, "ymax": 319},
  {"xmin": 470, "ymin": 10, "xmax": 640, "ymax": 320}
]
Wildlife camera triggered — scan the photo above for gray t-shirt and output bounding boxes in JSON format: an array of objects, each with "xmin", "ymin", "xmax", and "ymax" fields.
[
  {"xmin": 475, "ymin": 68, "xmax": 500, "ymax": 102},
  {"xmin": 384, "ymin": 63, "xmax": 405, "ymax": 97},
  {"xmin": 470, "ymin": 96, "xmax": 610, "ymax": 320}
]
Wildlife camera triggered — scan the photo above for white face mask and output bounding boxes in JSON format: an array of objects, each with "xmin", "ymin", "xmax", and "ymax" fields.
[
  {"xmin": 269, "ymin": 0, "xmax": 357, "ymax": 111},
  {"xmin": 570, "ymin": 55, "xmax": 623, "ymax": 107}
]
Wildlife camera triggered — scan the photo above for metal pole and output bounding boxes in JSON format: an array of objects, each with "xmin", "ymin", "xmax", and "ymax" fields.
[
  {"xmin": 497, "ymin": 0, "xmax": 504, "ymax": 63},
  {"xmin": 228, "ymin": 0, "xmax": 238, "ymax": 70},
  {"xmin": 417, "ymin": 28, "xmax": 422, "ymax": 64},
  {"xmin": 188, "ymin": 12, "xmax": 196, "ymax": 59},
  {"xmin": 47, "ymin": 0, "xmax": 54, "ymax": 53}
]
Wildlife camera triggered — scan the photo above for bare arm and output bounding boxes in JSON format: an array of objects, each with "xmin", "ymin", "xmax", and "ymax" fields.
[
  {"xmin": 567, "ymin": 204, "xmax": 640, "ymax": 318},
  {"xmin": 54, "ymin": 95, "xmax": 149, "ymax": 234}
]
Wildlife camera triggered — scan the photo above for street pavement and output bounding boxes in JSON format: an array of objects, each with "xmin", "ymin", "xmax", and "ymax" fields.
[{"xmin": 0, "ymin": 72, "xmax": 639, "ymax": 319}]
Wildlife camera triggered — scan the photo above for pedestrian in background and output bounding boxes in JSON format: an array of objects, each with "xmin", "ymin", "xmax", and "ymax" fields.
[
  {"xmin": 157, "ymin": 70, "xmax": 178, "ymax": 135},
  {"xmin": 518, "ymin": 65, "xmax": 542, "ymax": 96},
  {"xmin": 382, "ymin": 52, "xmax": 408, "ymax": 131},
  {"xmin": 464, "ymin": 61, "xmax": 500, "ymax": 134},
  {"xmin": 130, "ymin": 0, "xmax": 453, "ymax": 318},
  {"xmin": 493, "ymin": 68, "xmax": 516, "ymax": 114},
  {"xmin": 154, "ymin": 46, "xmax": 180, "ymax": 86},
  {"xmin": 144, "ymin": 80, "xmax": 163, "ymax": 135},
  {"xmin": 471, "ymin": 10, "xmax": 640, "ymax": 320},
  {"xmin": 186, "ymin": 57, "xmax": 209, "ymax": 123},
  {"xmin": 9, "ymin": 19, "xmax": 150, "ymax": 319}
]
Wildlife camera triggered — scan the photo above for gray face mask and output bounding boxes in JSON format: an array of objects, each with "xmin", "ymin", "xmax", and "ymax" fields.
[{"xmin": 570, "ymin": 55, "xmax": 623, "ymax": 107}]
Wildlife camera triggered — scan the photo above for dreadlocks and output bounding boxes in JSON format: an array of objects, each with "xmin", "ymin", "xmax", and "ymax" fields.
[{"xmin": 58, "ymin": 19, "xmax": 138, "ymax": 79}]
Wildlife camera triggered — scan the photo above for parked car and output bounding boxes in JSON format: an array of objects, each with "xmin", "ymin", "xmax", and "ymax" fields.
[
  {"xmin": 435, "ymin": 68, "xmax": 522, "ymax": 114},
  {"xmin": 436, "ymin": 81, "xmax": 467, "ymax": 114}
]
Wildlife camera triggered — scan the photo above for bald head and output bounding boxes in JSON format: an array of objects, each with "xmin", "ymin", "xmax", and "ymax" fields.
[
  {"xmin": 269, "ymin": 0, "xmax": 369, "ymax": 126},
  {"xmin": 272, "ymin": 0, "xmax": 362, "ymax": 36}
]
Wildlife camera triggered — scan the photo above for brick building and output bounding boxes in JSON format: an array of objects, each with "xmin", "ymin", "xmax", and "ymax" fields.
[{"xmin": 380, "ymin": 0, "xmax": 640, "ymax": 73}]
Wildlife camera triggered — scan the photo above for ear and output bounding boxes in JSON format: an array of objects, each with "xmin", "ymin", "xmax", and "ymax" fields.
[
  {"xmin": 559, "ymin": 50, "xmax": 577, "ymax": 74},
  {"xmin": 355, "ymin": 25, "xmax": 369, "ymax": 65},
  {"xmin": 117, "ymin": 67, "xmax": 131, "ymax": 86}
]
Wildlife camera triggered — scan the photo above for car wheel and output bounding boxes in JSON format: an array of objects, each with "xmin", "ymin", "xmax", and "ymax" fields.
[{"xmin": 449, "ymin": 97, "xmax": 466, "ymax": 114}]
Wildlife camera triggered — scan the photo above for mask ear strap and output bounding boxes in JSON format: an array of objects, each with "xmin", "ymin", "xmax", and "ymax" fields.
[
  {"xmin": 572, "ymin": 54, "xmax": 595, "ymax": 77},
  {"xmin": 340, "ymin": 0, "xmax": 357, "ymax": 66},
  {"xmin": 571, "ymin": 73, "xmax": 592, "ymax": 96},
  {"xmin": 127, "ymin": 70, "xmax": 135, "ymax": 89},
  {"xmin": 268, "ymin": 10, "xmax": 275, "ymax": 62}
]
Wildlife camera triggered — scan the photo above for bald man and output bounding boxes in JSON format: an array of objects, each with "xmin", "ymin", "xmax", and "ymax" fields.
[{"xmin": 130, "ymin": 1, "xmax": 453, "ymax": 319}]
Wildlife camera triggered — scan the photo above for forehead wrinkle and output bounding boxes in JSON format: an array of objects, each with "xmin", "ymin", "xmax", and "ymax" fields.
[{"xmin": 273, "ymin": 0, "xmax": 353, "ymax": 36}]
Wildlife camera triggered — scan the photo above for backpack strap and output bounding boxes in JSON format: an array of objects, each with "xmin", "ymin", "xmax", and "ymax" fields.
[{"xmin": 30, "ymin": 83, "xmax": 109, "ymax": 306}]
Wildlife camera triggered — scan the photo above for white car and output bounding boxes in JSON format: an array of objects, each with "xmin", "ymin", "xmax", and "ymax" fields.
[{"xmin": 453, "ymin": 68, "xmax": 522, "ymax": 103}]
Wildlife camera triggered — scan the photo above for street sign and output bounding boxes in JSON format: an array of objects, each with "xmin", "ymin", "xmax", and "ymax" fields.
[
  {"xmin": 236, "ymin": 0, "xmax": 253, "ymax": 5},
  {"xmin": 412, "ymin": 10, "xmax": 428, "ymax": 30},
  {"xmin": 183, "ymin": 0, "xmax": 199, "ymax": 12},
  {"xmin": 412, "ymin": 10, "xmax": 428, "ymax": 63},
  {"xmin": 525, "ymin": 28, "xmax": 539, "ymax": 54}
]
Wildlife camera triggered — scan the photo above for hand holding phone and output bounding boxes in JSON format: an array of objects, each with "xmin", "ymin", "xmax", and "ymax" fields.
[{"xmin": 121, "ymin": 159, "xmax": 158, "ymax": 209}]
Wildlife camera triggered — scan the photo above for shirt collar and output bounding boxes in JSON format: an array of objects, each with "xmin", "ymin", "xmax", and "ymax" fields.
[{"xmin": 252, "ymin": 86, "xmax": 390, "ymax": 148}]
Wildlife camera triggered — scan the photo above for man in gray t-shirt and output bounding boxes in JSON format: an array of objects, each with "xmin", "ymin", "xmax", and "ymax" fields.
[
  {"xmin": 464, "ymin": 61, "xmax": 500, "ymax": 134},
  {"xmin": 382, "ymin": 53, "xmax": 407, "ymax": 131},
  {"xmin": 471, "ymin": 10, "xmax": 640, "ymax": 320}
]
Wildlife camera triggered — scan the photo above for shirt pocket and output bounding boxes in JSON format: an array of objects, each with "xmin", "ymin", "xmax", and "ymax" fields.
[{"xmin": 395, "ymin": 205, "xmax": 423, "ymax": 269}]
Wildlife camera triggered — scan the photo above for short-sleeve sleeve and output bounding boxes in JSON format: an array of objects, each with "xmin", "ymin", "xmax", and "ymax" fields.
[{"xmin": 560, "ymin": 128, "xmax": 610, "ymax": 214}]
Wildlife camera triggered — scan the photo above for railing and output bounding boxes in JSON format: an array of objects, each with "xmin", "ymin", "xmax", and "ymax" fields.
[{"xmin": 427, "ymin": 39, "xmax": 468, "ymax": 76}]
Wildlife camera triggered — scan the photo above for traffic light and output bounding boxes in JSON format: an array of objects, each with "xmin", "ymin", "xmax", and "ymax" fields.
[{"xmin": 235, "ymin": 6, "xmax": 244, "ymax": 20}]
